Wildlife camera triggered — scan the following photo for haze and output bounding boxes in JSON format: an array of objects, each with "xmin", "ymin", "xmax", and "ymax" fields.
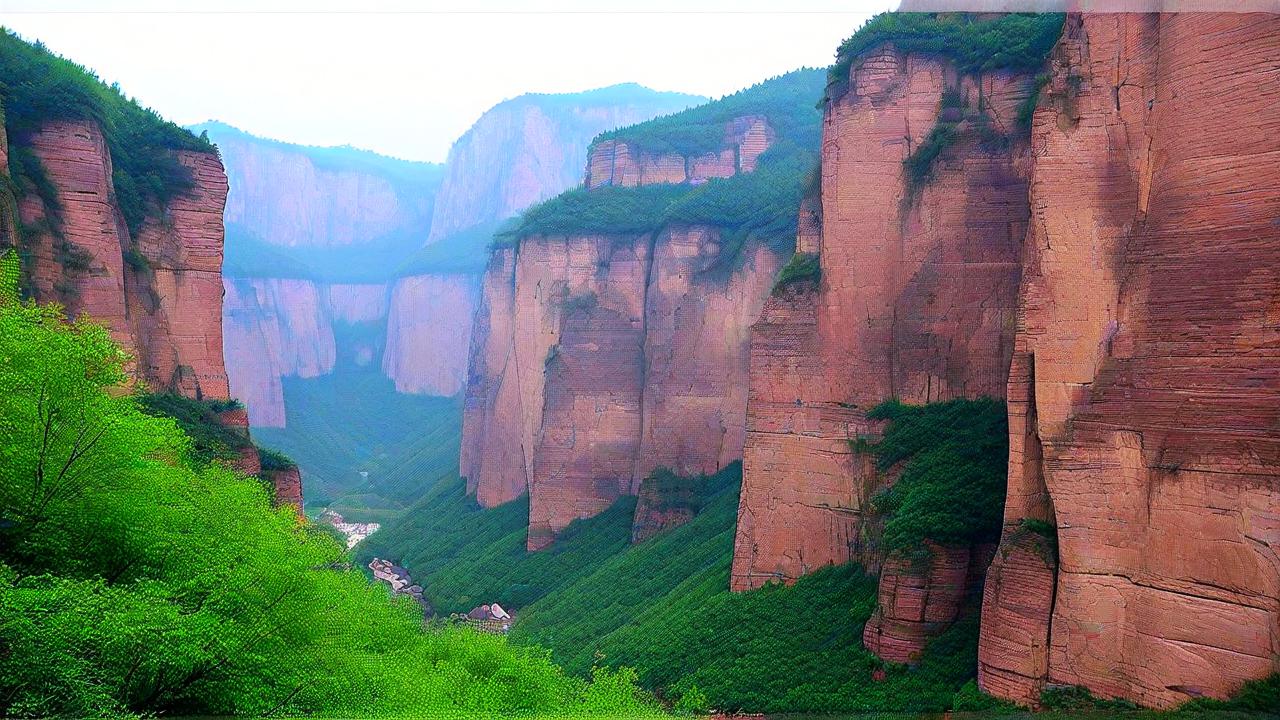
[{"xmin": 0, "ymin": 0, "xmax": 898, "ymax": 162}]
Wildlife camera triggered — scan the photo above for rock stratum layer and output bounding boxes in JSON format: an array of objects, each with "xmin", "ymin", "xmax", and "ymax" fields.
[
  {"xmin": 730, "ymin": 49, "xmax": 1031, "ymax": 598},
  {"xmin": 979, "ymin": 13, "xmax": 1280, "ymax": 708},
  {"xmin": 460, "ymin": 230, "xmax": 780, "ymax": 550},
  {"xmin": 16, "ymin": 120, "xmax": 232, "ymax": 400},
  {"xmin": 585, "ymin": 115, "xmax": 774, "ymax": 188}
]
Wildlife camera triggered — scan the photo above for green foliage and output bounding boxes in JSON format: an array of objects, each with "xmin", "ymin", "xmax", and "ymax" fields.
[
  {"xmin": 1041, "ymin": 684, "xmax": 1140, "ymax": 711},
  {"xmin": 250, "ymin": 368, "xmax": 464, "ymax": 521},
  {"xmin": 0, "ymin": 249, "xmax": 18, "ymax": 303},
  {"xmin": 121, "ymin": 247, "xmax": 149, "ymax": 273},
  {"xmin": 0, "ymin": 30, "xmax": 215, "ymax": 235},
  {"xmin": 502, "ymin": 70, "xmax": 824, "ymax": 275},
  {"xmin": 773, "ymin": 251, "xmax": 821, "ymax": 293},
  {"xmin": 256, "ymin": 445, "xmax": 296, "ymax": 471},
  {"xmin": 1182, "ymin": 674, "xmax": 1280, "ymax": 713},
  {"xmin": 904, "ymin": 121, "xmax": 960, "ymax": 202},
  {"xmin": 0, "ymin": 297, "xmax": 655, "ymax": 718},
  {"xmin": 136, "ymin": 392, "xmax": 251, "ymax": 468},
  {"xmin": 951, "ymin": 678, "xmax": 1020, "ymax": 713},
  {"xmin": 357, "ymin": 473, "xmax": 636, "ymax": 614},
  {"xmin": 827, "ymin": 13, "xmax": 1066, "ymax": 100},
  {"xmin": 500, "ymin": 184, "xmax": 686, "ymax": 242},
  {"xmin": 673, "ymin": 684, "xmax": 710, "ymax": 715},
  {"xmin": 865, "ymin": 398, "xmax": 1008, "ymax": 556},
  {"xmin": 594, "ymin": 69, "xmax": 823, "ymax": 156},
  {"xmin": 1017, "ymin": 73, "xmax": 1052, "ymax": 129}
]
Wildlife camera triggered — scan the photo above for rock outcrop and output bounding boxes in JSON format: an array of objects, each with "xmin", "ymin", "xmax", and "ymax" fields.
[
  {"xmin": 978, "ymin": 13, "xmax": 1280, "ymax": 708},
  {"xmin": 427, "ymin": 85, "xmax": 702, "ymax": 243},
  {"xmin": 17, "ymin": 120, "xmax": 233, "ymax": 400},
  {"xmin": 461, "ymin": 230, "xmax": 780, "ymax": 550},
  {"xmin": 585, "ymin": 115, "xmax": 774, "ymax": 188},
  {"xmin": 264, "ymin": 465, "xmax": 304, "ymax": 516},
  {"xmin": 730, "ymin": 49, "xmax": 1031, "ymax": 593}
]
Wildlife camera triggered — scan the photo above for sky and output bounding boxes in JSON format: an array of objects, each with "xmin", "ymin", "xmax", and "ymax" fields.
[{"xmin": 0, "ymin": 0, "xmax": 899, "ymax": 163}]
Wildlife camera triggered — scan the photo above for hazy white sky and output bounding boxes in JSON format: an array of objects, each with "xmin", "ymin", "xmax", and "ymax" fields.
[{"xmin": 0, "ymin": 1, "xmax": 897, "ymax": 162}]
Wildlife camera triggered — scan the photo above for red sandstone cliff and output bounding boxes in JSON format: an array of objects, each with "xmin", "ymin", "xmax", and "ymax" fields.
[
  {"xmin": 978, "ymin": 13, "xmax": 1280, "ymax": 708},
  {"xmin": 18, "ymin": 120, "xmax": 233, "ymax": 400},
  {"xmin": 731, "ymin": 49, "xmax": 1030, "ymax": 598},
  {"xmin": 585, "ymin": 115, "xmax": 774, "ymax": 188},
  {"xmin": 460, "ymin": 228, "xmax": 780, "ymax": 550}
]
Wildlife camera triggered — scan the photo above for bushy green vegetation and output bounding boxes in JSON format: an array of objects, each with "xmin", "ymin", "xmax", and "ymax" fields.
[
  {"xmin": 772, "ymin": 250, "xmax": 821, "ymax": 293},
  {"xmin": 0, "ymin": 29, "xmax": 216, "ymax": 235},
  {"xmin": 865, "ymin": 398, "xmax": 1008, "ymax": 559},
  {"xmin": 499, "ymin": 184, "xmax": 687, "ymax": 242},
  {"xmin": 501, "ymin": 71, "xmax": 824, "ymax": 274},
  {"xmin": 595, "ymin": 70, "xmax": 822, "ymax": 156},
  {"xmin": 827, "ymin": 13, "xmax": 1065, "ymax": 100},
  {"xmin": 0, "ymin": 281, "xmax": 661, "ymax": 718},
  {"xmin": 136, "ymin": 392, "xmax": 252, "ymax": 468},
  {"xmin": 251, "ymin": 367, "xmax": 464, "ymax": 522},
  {"xmin": 903, "ymin": 121, "xmax": 960, "ymax": 200},
  {"xmin": 358, "ymin": 477, "xmax": 634, "ymax": 614},
  {"xmin": 256, "ymin": 445, "xmax": 296, "ymax": 472}
]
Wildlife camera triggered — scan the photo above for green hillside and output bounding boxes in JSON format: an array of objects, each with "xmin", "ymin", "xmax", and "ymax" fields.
[{"xmin": 252, "ymin": 369, "xmax": 463, "ymax": 524}]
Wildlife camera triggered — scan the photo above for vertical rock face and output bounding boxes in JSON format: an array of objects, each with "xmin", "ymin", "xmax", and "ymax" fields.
[
  {"xmin": 222, "ymin": 277, "xmax": 336, "ymax": 427},
  {"xmin": 427, "ymin": 85, "xmax": 703, "ymax": 243},
  {"xmin": 18, "ymin": 120, "xmax": 232, "ymax": 401},
  {"xmin": 460, "ymin": 229, "xmax": 782, "ymax": 549},
  {"xmin": 382, "ymin": 274, "xmax": 478, "ymax": 396},
  {"xmin": 584, "ymin": 116, "xmax": 775, "ymax": 189},
  {"xmin": 265, "ymin": 465, "xmax": 304, "ymax": 516},
  {"xmin": 979, "ymin": 13, "xmax": 1280, "ymax": 708},
  {"xmin": 731, "ymin": 48, "xmax": 1030, "ymax": 592}
]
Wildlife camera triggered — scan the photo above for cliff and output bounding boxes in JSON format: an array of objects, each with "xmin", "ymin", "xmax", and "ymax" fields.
[
  {"xmin": 16, "ymin": 119, "xmax": 233, "ymax": 401},
  {"xmin": 978, "ymin": 13, "xmax": 1280, "ymax": 708},
  {"xmin": 731, "ymin": 48, "xmax": 1032, "ymax": 597},
  {"xmin": 585, "ymin": 115, "xmax": 774, "ymax": 188},
  {"xmin": 459, "ymin": 70, "xmax": 823, "ymax": 550},
  {"xmin": 461, "ymin": 229, "xmax": 781, "ymax": 550},
  {"xmin": 426, "ymin": 84, "xmax": 703, "ymax": 243}
]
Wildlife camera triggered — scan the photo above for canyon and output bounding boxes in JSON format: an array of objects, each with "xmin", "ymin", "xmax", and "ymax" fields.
[
  {"xmin": 451, "ymin": 10, "xmax": 1279, "ymax": 709},
  {"xmin": 210, "ymin": 86, "xmax": 702, "ymax": 431}
]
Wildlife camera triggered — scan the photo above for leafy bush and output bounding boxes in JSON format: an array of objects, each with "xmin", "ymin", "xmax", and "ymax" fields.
[
  {"xmin": 865, "ymin": 398, "xmax": 1008, "ymax": 558},
  {"xmin": 827, "ymin": 13, "xmax": 1065, "ymax": 100},
  {"xmin": 1182, "ymin": 674, "xmax": 1280, "ymax": 713},
  {"xmin": 1041, "ymin": 684, "xmax": 1140, "ymax": 711},
  {"xmin": 256, "ymin": 445, "xmax": 296, "ymax": 471},
  {"xmin": 0, "ymin": 287, "xmax": 656, "ymax": 718},
  {"xmin": 136, "ymin": 392, "xmax": 252, "ymax": 468},
  {"xmin": 121, "ymin": 247, "xmax": 149, "ymax": 273},
  {"xmin": 0, "ymin": 30, "xmax": 215, "ymax": 235},
  {"xmin": 773, "ymin": 251, "xmax": 821, "ymax": 293}
]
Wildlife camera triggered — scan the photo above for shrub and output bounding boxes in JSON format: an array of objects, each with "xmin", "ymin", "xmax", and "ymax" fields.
[
  {"xmin": 136, "ymin": 392, "xmax": 252, "ymax": 467},
  {"xmin": 256, "ymin": 445, "xmax": 296, "ymax": 471},
  {"xmin": 0, "ymin": 288, "xmax": 655, "ymax": 718},
  {"xmin": 121, "ymin": 247, "xmax": 149, "ymax": 273},
  {"xmin": 772, "ymin": 251, "xmax": 821, "ymax": 293},
  {"xmin": 1040, "ymin": 684, "xmax": 1139, "ymax": 711},
  {"xmin": 903, "ymin": 122, "xmax": 960, "ymax": 202}
]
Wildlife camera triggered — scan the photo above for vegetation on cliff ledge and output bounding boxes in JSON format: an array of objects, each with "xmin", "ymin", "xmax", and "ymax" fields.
[
  {"xmin": 0, "ymin": 29, "xmax": 216, "ymax": 235},
  {"xmin": 826, "ymin": 12, "xmax": 1065, "ymax": 101},
  {"xmin": 0, "ymin": 265, "xmax": 657, "ymax": 718},
  {"xmin": 499, "ymin": 69, "xmax": 824, "ymax": 274},
  {"xmin": 865, "ymin": 398, "xmax": 1009, "ymax": 560}
]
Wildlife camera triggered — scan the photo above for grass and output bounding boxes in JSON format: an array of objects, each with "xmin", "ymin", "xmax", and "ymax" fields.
[{"xmin": 864, "ymin": 399, "xmax": 1008, "ymax": 559}]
